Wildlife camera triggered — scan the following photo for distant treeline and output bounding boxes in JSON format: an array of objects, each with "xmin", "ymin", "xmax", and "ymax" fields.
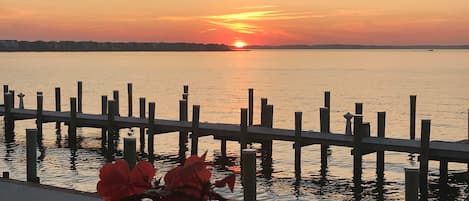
[
  {"xmin": 248, "ymin": 44, "xmax": 469, "ymax": 49},
  {"xmin": 0, "ymin": 40, "xmax": 232, "ymax": 51}
]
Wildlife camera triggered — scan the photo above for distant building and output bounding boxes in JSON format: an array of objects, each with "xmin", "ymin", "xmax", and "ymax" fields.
[{"xmin": 0, "ymin": 40, "xmax": 19, "ymax": 50}]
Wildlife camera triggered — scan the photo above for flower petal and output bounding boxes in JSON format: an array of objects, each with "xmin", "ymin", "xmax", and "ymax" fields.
[{"xmin": 129, "ymin": 160, "xmax": 156, "ymax": 194}]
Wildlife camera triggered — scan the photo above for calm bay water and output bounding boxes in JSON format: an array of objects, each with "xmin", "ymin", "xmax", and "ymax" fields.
[{"xmin": 1, "ymin": 49, "xmax": 469, "ymax": 200}]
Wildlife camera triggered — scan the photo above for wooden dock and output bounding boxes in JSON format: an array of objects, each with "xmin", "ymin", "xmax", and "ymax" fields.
[{"xmin": 1, "ymin": 82, "xmax": 469, "ymax": 200}]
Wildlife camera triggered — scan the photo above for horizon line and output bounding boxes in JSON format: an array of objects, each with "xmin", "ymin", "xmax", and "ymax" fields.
[{"xmin": 1, "ymin": 40, "xmax": 469, "ymax": 47}]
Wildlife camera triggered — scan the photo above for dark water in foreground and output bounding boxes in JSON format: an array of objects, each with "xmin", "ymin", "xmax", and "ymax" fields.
[{"xmin": 1, "ymin": 50, "xmax": 469, "ymax": 200}]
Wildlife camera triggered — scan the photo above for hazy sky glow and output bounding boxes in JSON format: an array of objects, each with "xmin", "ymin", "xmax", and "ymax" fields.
[{"xmin": 1, "ymin": 0, "xmax": 469, "ymax": 45}]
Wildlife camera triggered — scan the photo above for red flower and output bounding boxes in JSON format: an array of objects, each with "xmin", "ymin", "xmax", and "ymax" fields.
[
  {"xmin": 97, "ymin": 160, "xmax": 156, "ymax": 201},
  {"xmin": 164, "ymin": 152, "xmax": 211, "ymax": 200}
]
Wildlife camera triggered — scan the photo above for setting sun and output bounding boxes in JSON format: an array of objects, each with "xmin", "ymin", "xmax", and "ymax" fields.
[{"xmin": 233, "ymin": 41, "xmax": 247, "ymax": 48}]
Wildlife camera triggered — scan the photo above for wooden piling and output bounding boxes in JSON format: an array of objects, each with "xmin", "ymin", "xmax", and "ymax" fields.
[
  {"xmin": 148, "ymin": 102, "xmax": 155, "ymax": 159},
  {"xmin": 324, "ymin": 91, "xmax": 330, "ymax": 108},
  {"xmin": 3, "ymin": 85, "xmax": 8, "ymax": 94},
  {"xmin": 106, "ymin": 100, "xmax": 116, "ymax": 162},
  {"xmin": 294, "ymin": 112, "xmax": 302, "ymax": 181},
  {"xmin": 419, "ymin": 119, "xmax": 431, "ymax": 200},
  {"xmin": 320, "ymin": 107, "xmax": 330, "ymax": 174},
  {"xmin": 179, "ymin": 99, "xmax": 188, "ymax": 162},
  {"xmin": 55, "ymin": 87, "xmax": 61, "ymax": 128},
  {"xmin": 127, "ymin": 83, "xmax": 132, "ymax": 117},
  {"xmin": 249, "ymin": 88, "xmax": 254, "ymax": 126},
  {"xmin": 36, "ymin": 92, "xmax": 43, "ymax": 144},
  {"xmin": 4, "ymin": 93, "xmax": 13, "ymax": 136},
  {"xmin": 101, "ymin": 96, "xmax": 108, "ymax": 149},
  {"xmin": 139, "ymin": 97, "xmax": 146, "ymax": 153},
  {"xmin": 353, "ymin": 115, "xmax": 363, "ymax": 186},
  {"xmin": 405, "ymin": 167, "xmax": 419, "ymax": 201},
  {"xmin": 77, "ymin": 81, "xmax": 82, "ymax": 113},
  {"xmin": 2, "ymin": 171, "xmax": 9, "ymax": 179},
  {"xmin": 240, "ymin": 108, "xmax": 248, "ymax": 152},
  {"xmin": 26, "ymin": 129, "xmax": 38, "ymax": 183},
  {"xmin": 183, "ymin": 85, "xmax": 189, "ymax": 95},
  {"xmin": 263, "ymin": 105, "xmax": 273, "ymax": 160},
  {"xmin": 261, "ymin": 98, "xmax": 268, "ymax": 125},
  {"xmin": 182, "ymin": 85, "xmax": 189, "ymax": 103},
  {"xmin": 410, "ymin": 95, "xmax": 416, "ymax": 140},
  {"xmin": 113, "ymin": 90, "xmax": 120, "ymax": 116},
  {"xmin": 69, "ymin": 97, "xmax": 77, "ymax": 149},
  {"xmin": 242, "ymin": 149, "xmax": 256, "ymax": 201},
  {"xmin": 363, "ymin": 122, "xmax": 370, "ymax": 137},
  {"xmin": 355, "ymin": 103, "xmax": 363, "ymax": 115},
  {"xmin": 55, "ymin": 88, "xmax": 61, "ymax": 112},
  {"xmin": 377, "ymin": 112, "xmax": 386, "ymax": 176},
  {"xmin": 191, "ymin": 105, "xmax": 200, "ymax": 155},
  {"xmin": 9, "ymin": 90, "xmax": 15, "ymax": 109},
  {"xmin": 124, "ymin": 137, "xmax": 137, "ymax": 169}
]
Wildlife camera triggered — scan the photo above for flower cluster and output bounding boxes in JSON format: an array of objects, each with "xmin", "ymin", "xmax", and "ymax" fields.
[{"xmin": 97, "ymin": 152, "xmax": 235, "ymax": 201}]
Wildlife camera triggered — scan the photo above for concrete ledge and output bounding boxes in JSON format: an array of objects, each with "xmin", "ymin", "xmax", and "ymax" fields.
[{"xmin": 0, "ymin": 178, "xmax": 101, "ymax": 201}]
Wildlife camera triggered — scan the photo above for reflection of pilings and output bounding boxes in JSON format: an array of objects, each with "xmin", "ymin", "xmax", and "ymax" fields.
[
  {"xmin": 375, "ymin": 170, "xmax": 385, "ymax": 201},
  {"xmin": 55, "ymin": 124, "xmax": 62, "ymax": 148},
  {"xmin": 70, "ymin": 148, "xmax": 77, "ymax": 170}
]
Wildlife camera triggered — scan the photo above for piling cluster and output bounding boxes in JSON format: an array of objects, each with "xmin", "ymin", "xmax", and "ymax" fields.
[{"xmin": 1, "ymin": 82, "xmax": 469, "ymax": 201}]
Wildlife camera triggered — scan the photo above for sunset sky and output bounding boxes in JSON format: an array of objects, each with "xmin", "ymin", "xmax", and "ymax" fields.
[{"xmin": 1, "ymin": 0, "xmax": 469, "ymax": 45}]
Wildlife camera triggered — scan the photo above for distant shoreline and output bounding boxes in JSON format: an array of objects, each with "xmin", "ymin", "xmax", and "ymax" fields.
[
  {"xmin": 248, "ymin": 44, "xmax": 469, "ymax": 50},
  {"xmin": 0, "ymin": 40, "xmax": 232, "ymax": 51},
  {"xmin": 1, "ymin": 40, "xmax": 469, "ymax": 51}
]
